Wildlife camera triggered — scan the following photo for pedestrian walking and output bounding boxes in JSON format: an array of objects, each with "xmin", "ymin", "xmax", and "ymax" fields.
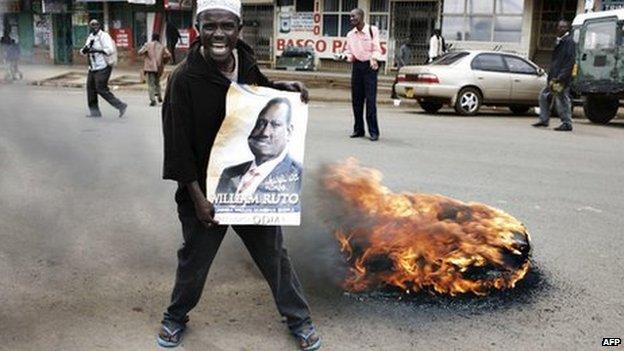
[
  {"xmin": 166, "ymin": 19, "xmax": 181, "ymax": 65},
  {"xmin": 158, "ymin": 0, "xmax": 321, "ymax": 349},
  {"xmin": 337, "ymin": 8, "xmax": 382, "ymax": 141},
  {"xmin": 4, "ymin": 38, "xmax": 22, "ymax": 81},
  {"xmin": 391, "ymin": 41, "xmax": 411, "ymax": 100},
  {"xmin": 80, "ymin": 19, "xmax": 127, "ymax": 118},
  {"xmin": 428, "ymin": 29, "xmax": 446, "ymax": 62},
  {"xmin": 532, "ymin": 20, "xmax": 576, "ymax": 132},
  {"xmin": 138, "ymin": 33, "xmax": 170, "ymax": 106}
]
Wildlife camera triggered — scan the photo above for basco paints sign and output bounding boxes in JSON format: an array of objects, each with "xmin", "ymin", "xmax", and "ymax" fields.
[{"xmin": 275, "ymin": 36, "xmax": 388, "ymax": 60}]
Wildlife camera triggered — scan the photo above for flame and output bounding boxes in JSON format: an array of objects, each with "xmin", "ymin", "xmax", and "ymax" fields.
[{"xmin": 324, "ymin": 158, "xmax": 531, "ymax": 296}]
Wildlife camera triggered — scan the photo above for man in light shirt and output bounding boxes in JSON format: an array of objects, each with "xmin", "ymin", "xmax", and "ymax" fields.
[
  {"xmin": 428, "ymin": 29, "xmax": 446, "ymax": 62},
  {"xmin": 216, "ymin": 97, "xmax": 302, "ymax": 197},
  {"xmin": 80, "ymin": 19, "xmax": 127, "ymax": 118},
  {"xmin": 337, "ymin": 8, "xmax": 382, "ymax": 141}
]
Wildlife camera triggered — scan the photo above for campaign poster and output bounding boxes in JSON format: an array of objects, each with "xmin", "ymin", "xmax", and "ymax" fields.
[{"xmin": 206, "ymin": 84, "xmax": 308, "ymax": 226}]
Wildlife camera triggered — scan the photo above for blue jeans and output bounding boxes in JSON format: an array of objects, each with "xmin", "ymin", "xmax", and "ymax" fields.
[{"xmin": 538, "ymin": 86, "xmax": 572, "ymax": 126}]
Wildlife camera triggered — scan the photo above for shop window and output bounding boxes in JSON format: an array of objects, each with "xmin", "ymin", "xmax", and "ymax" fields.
[
  {"xmin": 169, "ymin": 11, "xmax": 193, "ymax": 29},
  {"xmin": 442, "ymin": 0, "xmax": 523, "ymax": 43},
  {"xmin": 296, "ymin": 0, "xmax": 314, "ymax": 12},
  {"xmin": 494, "ymin": 16, "xmax": 522, "ymax": 42},
  {"xmin": 468, "ymin": 0, "xmax": 493, "ymax": 14},
  {"xmin": 324, "ymin": 0, "xmax": 338, "ymax": 11},
  {"xmin": 370, "ymin": 0, "xmax": 388, "ymax": 38},
  {"xmin": 340, "ymin": 14, "xmax": 351, "ymax": 36},
  {"xmin": 370, "ymin": 14, "xmax": 388, "ymax": 38},
  {"xmin": 341, "ymin": 0, "xmax": 357, "ymax": 12},
  {"xmin": 496, "ymin": 0, "xmax": 523, "ymax": 14},
  {"xmin": 538, "ymin": 0, "xmax": 578, "ymax": 50},
  {"xmin": 443, "ymin": 0, "xmax": 465, "ymax": 14},
  {"xmin": 467, "ymin": 16, "xmax": 492, "ymax": 41},
  {"xmin": 323, "ymin": 0, "xmax": 357, "ymax": 37},
  {"xmin": 370, "ymin": 0, "xmax": 388, "ymax": 12},
  {"xmin": 323, "ymin": 14, "xmax": 339, "ymax": 36}
]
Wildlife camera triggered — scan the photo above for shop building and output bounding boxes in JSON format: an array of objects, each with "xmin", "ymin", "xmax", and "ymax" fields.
[
  {"xmin": 1, "ymin": 0, "xmax": 196, "ymax": 65},
  {"xmin": 272, "ymin": 0, "xmax": 443, "ymax": 71},
  {"xmin": 440, "ymin": 0, "xmax": 587, "ymax": 68},
  {"xmin": 1, "ymin": 0, "xmax": 608, "ymax": 70}
]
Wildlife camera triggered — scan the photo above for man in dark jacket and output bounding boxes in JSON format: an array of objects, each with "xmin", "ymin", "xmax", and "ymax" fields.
[
  {"xmin": 158, "ymin": 0, "xmax": 321, "ymax": 350},
  {"xmin": 165, "ymin": 19, "xmax": 181, "ymax": 65},
  {"xmin": 533, "ymin": 20, "xmax": 576, "ymax": 131}
]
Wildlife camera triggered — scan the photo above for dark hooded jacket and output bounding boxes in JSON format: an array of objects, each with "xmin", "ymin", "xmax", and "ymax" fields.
[{"xmin": 162, "ymin": 39, "xmax": 274, "ymax": 211}]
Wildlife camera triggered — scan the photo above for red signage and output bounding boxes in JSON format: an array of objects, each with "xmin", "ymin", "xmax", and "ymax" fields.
[{"xmin": 111, "ymin": 28, "xmax": 133, "ymax": 49}]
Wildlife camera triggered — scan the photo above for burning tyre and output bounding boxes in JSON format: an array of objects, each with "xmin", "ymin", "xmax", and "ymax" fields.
[{"xmin": 324, "ymin": 159, "xmax": 531, "ymax": 296}]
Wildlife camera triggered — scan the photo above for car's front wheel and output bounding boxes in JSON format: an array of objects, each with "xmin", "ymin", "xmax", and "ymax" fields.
[
  {"xmin": 583, "ymin": 95, "xmax": 619, "ymax": 124},
  {"xmin": 419, "ymin": 101, "xmax": 443, "ymax": 114},
  {"xmin": 455, "ymin": 87, "xmax": 482, "ymax": 116}
]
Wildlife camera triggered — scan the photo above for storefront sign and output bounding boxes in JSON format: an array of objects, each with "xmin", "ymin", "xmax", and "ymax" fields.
[
  {"xmin": 276, "ymin": 35, "xmax": 388, "ymax": 61},
  {"xmin": 111, "ymin": 28, "xmax": 133, "ymax": 48},
  {"xmin": 290, "ymin": 13, "xmax": 314, "ymax": 32}
]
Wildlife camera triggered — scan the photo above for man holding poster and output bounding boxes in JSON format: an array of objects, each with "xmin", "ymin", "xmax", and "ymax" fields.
[{"xmin": 159, "ymin": 0, "xmax": 321, "ymax": 349}]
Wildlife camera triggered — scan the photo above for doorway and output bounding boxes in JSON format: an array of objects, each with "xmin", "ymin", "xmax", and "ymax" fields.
[
  {"xmin": 241, "ymin": 4, "xmax": 274, "ymax": 62},
  {"xmin": 52, "ymin": 14, "xmax": 72, "ymax": 64},
  {"xmin": 391, "ymin": 1, "xmax": 440, "ymax": 65}
]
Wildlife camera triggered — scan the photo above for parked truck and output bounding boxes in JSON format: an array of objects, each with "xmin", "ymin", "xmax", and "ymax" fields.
[{"xmin": 572, "ymin": 9, "xmax": 624, "ymax": 124}]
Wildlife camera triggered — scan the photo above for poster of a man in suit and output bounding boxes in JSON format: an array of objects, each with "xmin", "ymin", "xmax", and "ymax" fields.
[{"xmin": 207, "ymin": 84, "xmax": 308, "ymax": 225}]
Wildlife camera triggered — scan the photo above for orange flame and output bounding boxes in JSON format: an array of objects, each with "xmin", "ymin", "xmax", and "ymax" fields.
[{"xmin": 324, "ymin": 158, "xmax": 531, "ymax": 296}]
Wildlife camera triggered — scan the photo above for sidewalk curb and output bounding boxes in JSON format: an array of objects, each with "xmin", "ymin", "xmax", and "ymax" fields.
[{"xmin": 28, "ymin": 72, "xmax": 411, "ymax": 106}]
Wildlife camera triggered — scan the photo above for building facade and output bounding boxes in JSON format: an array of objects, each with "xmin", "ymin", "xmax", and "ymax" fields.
[
  {"xmin": 1, "ymin": 0, "xmax": 197, "ymax": 65},
  {"xmin": 441, "ymin": 0, "xmax": 586, "ymax": 68},
  {"xmin": 0, "ymin": 0, "xmax": 603, "ymax": 69}
]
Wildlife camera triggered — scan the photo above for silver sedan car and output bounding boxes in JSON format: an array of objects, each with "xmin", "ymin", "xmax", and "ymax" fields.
[{"xmin": 395, "ymin": 50, "xmax": 547, "ymax": 115}]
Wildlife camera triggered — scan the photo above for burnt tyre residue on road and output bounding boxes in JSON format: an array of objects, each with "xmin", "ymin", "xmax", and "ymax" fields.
[{"xmin": 341, "ymin": 264, "xmax": 552, "ymax": 311}]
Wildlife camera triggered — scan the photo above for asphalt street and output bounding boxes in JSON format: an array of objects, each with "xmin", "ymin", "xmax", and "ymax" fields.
[{"xmin": 1, "ymin": 84, "xmax": 623, "ymax": 351}]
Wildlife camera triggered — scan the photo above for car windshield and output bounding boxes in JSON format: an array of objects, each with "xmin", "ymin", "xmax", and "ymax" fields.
[{"xmin": 431, "ymin": 52, "xmax": 469, "ymax": 65}]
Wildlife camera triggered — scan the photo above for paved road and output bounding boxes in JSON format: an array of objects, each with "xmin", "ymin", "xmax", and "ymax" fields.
[{"xmin": 1, "ymin": 84, "xmax": 623, "ymax": 351}]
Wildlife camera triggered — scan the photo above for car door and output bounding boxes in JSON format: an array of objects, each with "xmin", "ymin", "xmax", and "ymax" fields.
[
  {"xmin": 503, "ymin": 55, "xmax": 546, "ymax": 103},
  {"xmin": 470, "ymin": 53, "xmax": 511, "ymax": 103}
]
